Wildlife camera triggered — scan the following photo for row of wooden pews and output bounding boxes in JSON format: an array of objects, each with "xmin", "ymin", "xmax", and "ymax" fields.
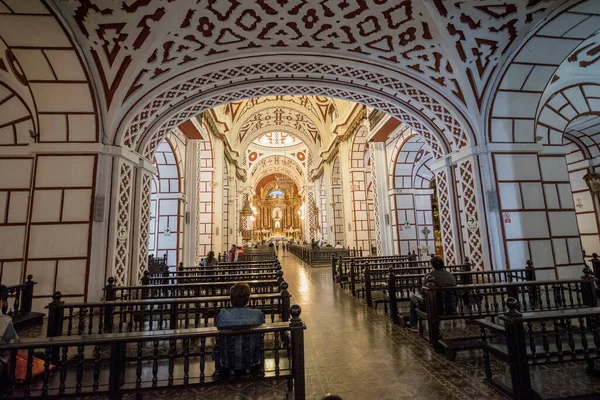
[
  {"xmin": 290, "ymin": 244, "xmax": 365, "ymax": 266},
  {"xmin": 338, "ymin": 253, "xmax": 600, "ymax": 399},
  {"xmin": 0, "ymin": 257, "xmax": 307, "ymax": 399}
]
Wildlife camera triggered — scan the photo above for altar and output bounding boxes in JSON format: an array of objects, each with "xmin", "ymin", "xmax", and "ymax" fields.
[{"xmin": 251, "ymin": 174, "xmax": 303, "ymax": 242}]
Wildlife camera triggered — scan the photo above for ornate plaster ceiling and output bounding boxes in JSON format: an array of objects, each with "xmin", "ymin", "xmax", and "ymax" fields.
[
  {"xmin": 54, "ymin": 0, "xmax": 560, "ymax": 111},
  {"xmin": 48, "ymin": 0, "xmax": 565, "ymax": 158},
  {"xmin": 253, "ymin": 131, "xmax": 301, "ymax": 147}
]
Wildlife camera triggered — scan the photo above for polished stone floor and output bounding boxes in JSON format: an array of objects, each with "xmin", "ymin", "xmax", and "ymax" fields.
[{"xmin": 276, "ymin": 251, "xmax": 504, "ymax": 400}]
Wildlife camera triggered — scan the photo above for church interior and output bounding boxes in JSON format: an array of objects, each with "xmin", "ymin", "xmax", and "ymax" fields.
[{"xmin": 3, "ymin": 0, "xmax": 600, "ymax": 399}]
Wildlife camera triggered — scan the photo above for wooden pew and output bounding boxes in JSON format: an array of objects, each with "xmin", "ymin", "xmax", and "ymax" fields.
[
  {"xmin": 152, "ymin": 265, "xmax": 282, "ymax": 278},
  {"xmin": 477, "ymin": 299, "xmax": 600, "ymax": 399},
  {"xmin": 46, "ymin": 283, "xmax": 292, "ymax": 336},
  {"xmin": 2, "ymin": 305, "xmax": 306, "ymax": 400},
  {"xmin": 351, "ymin": 259, "xmax": 472, "ymax": 298},
  {"xmin": 217, "ymin": 249, "xmax": 277, "ymax": 262},
  {"xmin": 333, "ymin": 254, "xmax": 414, "ymax": 285},
  {"xmin": 177, "ymin": 259, "xmax": 279, "ymax": 272},
  {"xmin": 384, "ymin": 265, "xmax": 537, "ymax": 321},
  {"xmin": 104, "ymin": 277, "xmax": 284, "ymax": 301},
  {"xmin": 290, "ymin": 244, "xmax": 363, "ymax": 266},
  {"xmin": 142, "ymin": 270, "xmax": 284, "ymax": 285},
  {"xmin": 415, "ymin": 275, "xmax": 597, "ymax": 359},
  {"xmin": 1, "ymin": 275, "xmax": 44, "ymax": 331}
]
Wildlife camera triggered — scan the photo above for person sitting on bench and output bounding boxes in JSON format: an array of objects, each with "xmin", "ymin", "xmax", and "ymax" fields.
[
  {"xmin": 213, "ymin": 282, "xmax": 266, "ymax": 376},
  {"xmin": 407, "ymin": 257, "xmax": 456, "ymax": 331}
]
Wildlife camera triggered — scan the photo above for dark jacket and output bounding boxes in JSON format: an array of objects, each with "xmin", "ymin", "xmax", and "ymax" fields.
[{"xmin": 213, "ymin": 307, "xmax": 265, "ymax": 371}]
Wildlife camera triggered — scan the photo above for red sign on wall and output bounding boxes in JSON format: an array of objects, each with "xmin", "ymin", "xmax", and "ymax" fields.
[{"xmin": 503, "ymin": 212, "xmax": 511, "ymax": 224}]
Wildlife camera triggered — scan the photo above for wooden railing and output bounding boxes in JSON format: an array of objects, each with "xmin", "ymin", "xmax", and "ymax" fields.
[
  {"xmin": 289, "ymin": 244, "xmax": 364, "ymax": 266},
  {"xmin": 416, "ymin": 276, "xmax": 597, "ymax": 354},
  {"xmin": 46, "ymin": 286, "xmax": 291, "ymax": 337},
  {"xmin": 142, "ymin": 270, "xmax": 283, "ymax": 285},
  {"xmin": 103, "ymin": 277, "xmax": 284, "ymax": 301},
  {"xmin": 333, "ymin": 254, "xmax": 414, "ymax": 284},
  {"xmin": 478, "ymin": 299, "xmax": 600, "ymax": 399},
  {"xmin": 2, "ymin": 305, "xmax": 306, "ymax": 400},
  {"xmin": 1, "ymin": 275, "xmax": 43, "ymax": 330},
  {"xmin": 154, "ymin": 265, "xmax": 282, "ymax": 278}
]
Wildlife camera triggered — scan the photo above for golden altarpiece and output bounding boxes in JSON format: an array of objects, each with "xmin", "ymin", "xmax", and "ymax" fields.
[{"xmin": 252, "ymin": 175, "xmax": 303, "ymax": 242}]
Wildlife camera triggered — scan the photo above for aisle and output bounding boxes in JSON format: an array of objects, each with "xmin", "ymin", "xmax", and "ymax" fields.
[{"xmin": 278, "ymin": 250, "xmax": 503, "ymax": 400}]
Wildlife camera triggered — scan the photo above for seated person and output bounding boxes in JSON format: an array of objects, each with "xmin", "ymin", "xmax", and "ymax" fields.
[
  {"xmin": 334, "ymin": 242, "xmax": 343, "ymax": 249},
  {"xmin": 213, "ymin": 283, "xmax": 265, "ymax": 375},
  {"xmin": 407, "ymin": 257, "xmax": 456, "ymax": 331},
  {"xmin": 0, "ymin": 285, "xmax": 18, "ymax": 391},
  {"xmin": 200, "ymin": 251, "xmax": 218, "ymax": 267}
]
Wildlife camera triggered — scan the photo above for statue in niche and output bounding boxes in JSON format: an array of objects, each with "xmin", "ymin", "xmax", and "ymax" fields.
[{"xmin": 275, "ymin": 221, "xmax": 281, "ymax": 229}]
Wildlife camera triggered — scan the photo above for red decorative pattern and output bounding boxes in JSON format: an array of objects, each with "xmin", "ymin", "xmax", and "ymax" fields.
[
  {"xmin": 138, "ymin": 172, "xmax": 152, "ymax": 282},
  {"xmin": 114, "ymin": 162, "xmax": 133, "ymax": 286},
  {"xmin": 434, "ymin": 170, "xmax": 457, "ymax": 265},
  {"xmin": 433, "ymin": 0, "xmax": 554, "ymax": 108},
  {"xmin": 61, "ymin": 0, "xmax": 466, "ymax": 109},
  {"xmin": 457, "ymin": 159, "xmax": 484, "ymax": 269}
]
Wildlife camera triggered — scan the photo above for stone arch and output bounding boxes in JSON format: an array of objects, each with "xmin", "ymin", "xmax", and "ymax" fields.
[
  {"xmin": 564, "ymin": 134, "xmax": 600, "ymax": 254},
  {"xmin": 0, "ymin": 2, "xmax": 100, "ymax": 304},
  {"xmin": 0, "ymin": 81, "xmax": 35, "ymax": 145},
  {"xmin": 485, "ymin": 0, "xmax": 600, "ymax": 275},
  {"xmin": 246, "ymin": 145, "xmax": 308, "ymax": 179},
  {"xmin": 390, "ymin": 135, "xmax": 436, "ymax": 256},
  {"xmin": 150, "ymin": 137, "xmax": 184, "ymax": 267},
  {"xmin": 251, "ymin": 159, "xmax": 304, "ymax": 191},
  {"xmin": 134, "ymin": 78, "xmax": 455, "ymax": 161},
  {"xmin": 537, "ymin": 83, "xmax": 600, "ymax": 150}
]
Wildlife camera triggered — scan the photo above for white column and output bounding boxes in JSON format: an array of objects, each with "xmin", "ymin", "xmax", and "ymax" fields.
[
  {"xmin": 338, "ymin": 141, "xmax": 355, "ymax": 248},
  {"xmin": 106, "ymin": 154, "xmax": 137, "ymax": 287},
  {"xmin": 130, "ymin": 159, "xmax": 157, "ymax": 285},
  {"xmin": 323, "ymin": 163, "xmax": 336, "ymax": 243},
  {"xmin": 431, "ymin": 159, "xmax": 462, "ymax": 265},
  {"xmin": 212, "ymin": 140, "xmax": 225, "ymax": 253},
  {"xmin": 183, "ymin": 141, "xmax": 197, "ymax": 267}
]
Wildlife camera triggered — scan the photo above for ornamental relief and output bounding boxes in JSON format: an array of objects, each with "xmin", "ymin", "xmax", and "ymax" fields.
[{"xmin": 58, "ymin": 0, "xmax": 464, "ymax": 109}]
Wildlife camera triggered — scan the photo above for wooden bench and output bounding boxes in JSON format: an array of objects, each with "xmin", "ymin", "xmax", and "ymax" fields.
[
  {"xmin": 148, "ymin": 253, "xmax": 168, "ymax": 275},
  {"xmin": 216, "ymin": 249, "xmax": 277, "ymax": 262},
  {"xmin": 415, "ymin": 275, "xmax": 597, "ymax": 359},
  {"xmin": 476, "ymin": 299, "xmax": 600, "ymax": 399},
  {"xmin": 104, "ymin": 277, "xmax": 284, "ymax": 301},
  {"xmin": 46, "ymin": 285, "xmax": 292, "ymax": 336},
  {"xmin": 385, "ymin": 266, "xmax": 538, "ymax": 323},
  {"xmin": 1, "ymin": 305, "xmax": 306, "ymax": 400},
  {"xmin": 152, "ymin": 265, "xmax": 282, "ymax": 278},
  {"xmin": 350, "ymin": 258, "xmax": 471, "ymax": 298},
  {"xmin": 142, "ymin": 270, "xmax": 283, "ymax": 285},
  {"xmin": 332, "ymin": 254, "xmax": 412, "ymax": 285},
  {"xmin": 290, "ymin": 244, "xmax": 362, "ymax": 267},
  {"xmin": 177, "ymin": 259, "xmax": 280, "ymax": 272},
  {"xmin": 1, "ymin": 275, "xmax": 44, "ymax": 331}
]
